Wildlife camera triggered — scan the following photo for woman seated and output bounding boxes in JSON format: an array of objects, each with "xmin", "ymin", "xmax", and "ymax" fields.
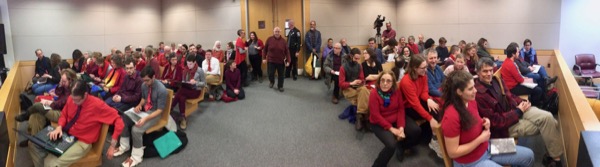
[
  {"xmin": 224, "ymin": 60, "xmax": 245, "ymax": 100},
  {"xmin": 441, "ymin": 70, "xmax": 534, "ymax": 167},
  {"xmin": 171, "ymin": 55, "xmax": 205, "ymax": 130},
  {"xmin": 370, "ymin": 71, "xmax": 419, "ymax": 166},
  {"xmin": 444, "ymin": 54, "xmax": 470, "ymax": 76},
  {"xmin": 32, "ymin": 53, "xmax": 62, "ymax": 95},
  {"xmin": 133, "ymin": 51, "xmax": 146, "ymax": 72},
  {"xmin": 362, "ymin": 48, "xmax": 383, "ymax": 88},
  {"xmin": 399, "ymin": 55, "xmax": 441, "ymax": 156},
  {"xmin": 161, "ymin": 53, "xmax": 183, "ymax": 92},
  {"xmin": 382, "ymin": 38, "xmax": 399, "ymax": 63}
]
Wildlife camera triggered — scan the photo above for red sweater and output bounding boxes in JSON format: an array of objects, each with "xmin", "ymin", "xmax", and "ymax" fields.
[
  {"xmin": 59, "ymin": 95, "xmax": 123, "ymax": 144},
  {"xmin": 500, "ymin": 58, "xmax": 524, "ymax": 90},
  {"xmin": 400, "ymin": 74, "xmax": 432, "ymax": 121},
  {"xmin": 338, "ymin": 65, "xmax": 365, "ymax": 90},
  {"xmin": 161, "ymin": 64, "xmax": 183, "ymax": 87},
  {"xmin": 136, "ymin": 59, "xmax": 146, "ymax": 72},
  {"xmin": 441, "ymin": 100, "xmax": 488, "ymax": 164},
  {"xmin": 408, "ymin": 43, "xmax": 420, "ymax": 54},
  {"xmin": 263, "ymin": 36, "xmax": 291, "ymax": 64},
  {"xmin": 369, "ymin": 89, "xmax": 405, "ymax": 130}
]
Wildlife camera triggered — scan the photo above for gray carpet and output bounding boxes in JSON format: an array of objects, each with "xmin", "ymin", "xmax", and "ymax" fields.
[{"xmin": 15, "ymin": 76, "xmax": 549, "ymax": 167}]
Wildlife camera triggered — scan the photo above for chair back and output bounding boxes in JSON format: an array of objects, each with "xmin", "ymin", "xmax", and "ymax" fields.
[
  {"xmin": 433, "ymin": 126, "xmax": 453, "ymax": 167},
  {"xmin": 146, "ymin": 89, "xmax": 174, "ymax": 134},
  {"xmin": 575, "ymin": 54, "xmax": 597, "ymax": 71}
]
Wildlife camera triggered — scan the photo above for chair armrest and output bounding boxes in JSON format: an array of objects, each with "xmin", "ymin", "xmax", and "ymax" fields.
[{"xmin": 574, "ymin": 64, "xmax": 582, "ymax": 72}]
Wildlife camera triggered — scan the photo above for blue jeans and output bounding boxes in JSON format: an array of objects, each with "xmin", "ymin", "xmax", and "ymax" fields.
[
  {"xmin": 32, "ymin": 83, "xmax": 56, "ymax": 95},
  {"xmin": 525, "ymin": 66, "xmax": 549, "ymax": 90},
  {"xmin": 453, "ymin": 145, "xmax": 534, "ymax": 167},
  {"xmin": 105, "ymin": 97, "xmax": 135, "ymax": 114}
]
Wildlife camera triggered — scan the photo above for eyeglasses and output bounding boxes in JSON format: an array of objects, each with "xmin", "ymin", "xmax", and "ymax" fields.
[{"xmin": 381, "ymin": 79, "xmax": 394, "ymax": 84}]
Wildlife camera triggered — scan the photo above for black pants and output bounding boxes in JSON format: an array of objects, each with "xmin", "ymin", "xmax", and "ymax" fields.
[
  {"xmin": 268, "ymin": 62, "xmax": 285, "ymax": 88},
  {"xmin": 237, "ymin": 61, "xmax": 248, "ymax": 85},
  {"xmin": 332, "ymin": 75, "xmax": 340, "ymax": 98},
  {"xmin": 405, "ymin": 100, "xmax": 441, "ymax": 145},
  {"xmin": 285, "ymin": 50, "xmax": 298, "ymax": 78},
  {"xmin": 249, "ymin": 54, "xmax": 263, "ymax": 79},
  {"xmin": 372, "ymin": 119, "xmax": 421, "ymax": 167},
  {"xmin": 226, "ymin": 87, "xmax": 245, "ymax": 99},
  {"xmin": 510, "ymin": 85, "xmax": 544, "ymax": 106}
]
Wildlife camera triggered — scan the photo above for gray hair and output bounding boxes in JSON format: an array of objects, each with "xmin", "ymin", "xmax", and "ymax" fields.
[
  {"xmin": 476, "ymin": 57, "xmax": 495, "ymax": 72},
  {"xmin": 423, "ymin": 48, "xmax": 437, "ymax": 57}
]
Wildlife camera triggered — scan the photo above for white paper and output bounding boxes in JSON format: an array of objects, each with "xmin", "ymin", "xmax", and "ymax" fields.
[
  {"xmin": 532, "ymin": 65, "xmax": 541, "ymax": 73},
  {"xmin": 521, "ymin": 83, "xmax": 538, "ymax": 89},
  {"xmin": 387, "ymin": 54, "xmax": 395, "ymax": 62},
  {"xmin": 41, "ymin": 99, "xmax": 53, "ymax": 110},
  {"xmin": 334, "ymin": 71, "xmax": 340, "ymax": 76},
  {"xmin": 124, "ymin": 108, "xmax": 149, "ymax": 122}
]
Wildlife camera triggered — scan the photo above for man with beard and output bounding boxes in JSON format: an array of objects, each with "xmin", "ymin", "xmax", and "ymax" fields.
[
  {"xmin": 339, "ymin": 48, "xmax": 371, "ymax": 131},
  {"xmin": 305, "ymin": 20, "xmax": 322, "ymax": 80}
]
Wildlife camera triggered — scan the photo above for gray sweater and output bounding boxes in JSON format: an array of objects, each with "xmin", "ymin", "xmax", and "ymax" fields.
[{"xmin": 141, "ymin": 79, "xmax": 168, "ymax": 112}]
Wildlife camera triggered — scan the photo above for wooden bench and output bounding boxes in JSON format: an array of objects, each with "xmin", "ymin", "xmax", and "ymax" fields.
[
  {"xmin": 145, "ymin": 89, "xmax": 174, "ymax": 134},
  {"xmin": 184, "ymin": 87, "xmax": 206, "ymax": 117}
]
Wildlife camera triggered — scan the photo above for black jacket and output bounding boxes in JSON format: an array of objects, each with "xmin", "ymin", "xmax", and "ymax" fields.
[{"xmin": 287, "ymin": 27, "xmax": 301, "ymax": 52}]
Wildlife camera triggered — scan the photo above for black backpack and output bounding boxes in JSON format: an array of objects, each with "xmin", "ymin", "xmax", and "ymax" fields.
[{"xmin": 543, "ymin": 88, "xmax": 558, "ymax": 115}]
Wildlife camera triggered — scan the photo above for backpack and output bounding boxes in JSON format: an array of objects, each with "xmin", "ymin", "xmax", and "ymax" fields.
[
  {"xmin": 543, "ymin": 87, "xmax": 558, "ymax": 115},
  {"xmin": 20, "ymin": 93, "xmax": 33, "ymax": 111}
]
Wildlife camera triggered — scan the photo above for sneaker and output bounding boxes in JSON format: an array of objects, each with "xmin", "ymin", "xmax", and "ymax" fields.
[
  {"xmin": 180, "ymin": 118, "xmax": 187, "ymax": 130},
  {"xmin": 429, "ymin": 139, "xmax": 443, "ymax": 158},
  {"xmin": 278, "ymin": 87, "xmax": 284, "ymax": 92},
  {"xmin": 542, "ymin": 155, "xmax": 563, "ymax": 167},
  {"xmin": 269, "ymin": 82, "xmax": 274, "ymax": 88},
  {"xmin": 113, "ymin": 146, "xmax": 130, "ymax": 157}
]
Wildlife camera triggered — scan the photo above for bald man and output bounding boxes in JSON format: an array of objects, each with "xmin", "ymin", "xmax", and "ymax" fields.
[
  {"xmin": 263, "ymin": 27, "xmax": 291, "ymax": 92},
  {"xmin": 323, "ymin": 43, "xmax": 346, "ymax": 104}
]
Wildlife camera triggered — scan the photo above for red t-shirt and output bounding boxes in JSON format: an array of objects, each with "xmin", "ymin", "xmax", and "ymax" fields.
[
  {"xmin": 441, "ymin": 100, "xmax": 488, "ymax": 164},
  {"xmin": 235, "ymin": 37, "xmax": 247, "ymax": 65}
]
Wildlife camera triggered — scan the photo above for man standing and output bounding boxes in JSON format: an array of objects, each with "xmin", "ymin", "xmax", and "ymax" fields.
[
  {"xmin": 105, "ymin": 58, "xmax": 142, "ymax": 113},
  {"xmin": 39, "ymin": 80, "xmax": 124, "ymax": 167},
  {"xmin": 235, "ymin": 29, "xmax": 249, "ymax": 86},
  {"xmin": 368, "ymin": 37, "xmax": 385, "ymax": 64},
  {"xmin": 114, "ymin": 66, "xmax": 167, "ymax": 167},
  {"xmin": 305, "ymin": 20, "xmax": 322, "ymax": 80},
  {"xmin": 263, "ymin": 27, "xmax": 291, "ymax": 92},
  {"xmin": 381, "ymin": 22, "xmax": 396, "ymax": 46},
  {"xmin": 286, "ymin": 20, "xmax": 301, "ymax": 80},
  {"xmin": 474, "ymin": 57, "xmax": 564, "ymax": 167}
]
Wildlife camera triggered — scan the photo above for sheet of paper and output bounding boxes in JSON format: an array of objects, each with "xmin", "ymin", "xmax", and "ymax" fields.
[
  {"xmin": 521, "ymin": 83, "xmax": 538, "ymax": 89},
  {"xmin": 532, "ymin": 65, "xmax": 541, "ymax": 73}
]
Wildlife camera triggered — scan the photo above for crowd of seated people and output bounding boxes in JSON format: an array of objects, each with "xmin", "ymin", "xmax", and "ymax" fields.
[{"xmin": 13, "ymin": 28, "xmax": 567, "ymax": 167}]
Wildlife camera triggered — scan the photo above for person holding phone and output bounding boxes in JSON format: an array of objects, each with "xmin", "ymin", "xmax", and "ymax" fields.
[
  {"xmin": 171, "ymin": 55, "xmax": 206, "ymax": 130},
  {"xmin": 339, "ymin": 48, "xmax": 371, "ymax": 131}
]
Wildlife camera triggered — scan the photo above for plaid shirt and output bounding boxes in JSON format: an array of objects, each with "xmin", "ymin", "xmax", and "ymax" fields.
[{"xmin": 474, "ymin": 77, "xmax": 524, "ymax": 138}]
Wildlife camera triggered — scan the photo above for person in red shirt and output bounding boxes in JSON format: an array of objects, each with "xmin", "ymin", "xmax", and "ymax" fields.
[
  {"xmin": 369, "ymin": 71, "xmax": 417, "ymax": 166},
  {"xmin": 501, "ymin": 43, "xmax": 544, "ymax": 106},
  {"xmin": 157, "ymin": 46, "xmax": 172, "ymax": 67},
  {"xmin": 43, "ymin": 80, "xmax": 124, "ymax": 167},
  {"xmin": 399, "ymin": 55, "xmax": 441, "ymax": 154},
  {"xmin": 160, "ymin": 53, "xmax": 183, "ymax": 91},
  {"xmin": 441, "ymin": 70, "xmax": 534, "ymax": 167},
  {"xmin": 235, "ymin": 29, "xmax": 249, "ymax": 86},
  {"xmin": 339, "ymin": 48, "xmax": 371, "ymax": 131},
  {"xmin": 133, "ymin": 51, "xmax": 146, "ymax": 72},
  {"xmin": 381, "ymin": 22, "xmax": 396, "ymax": 46},
  {"xmin": 407, "ymin": 35, "xmax": 420, "ymax": 54}
]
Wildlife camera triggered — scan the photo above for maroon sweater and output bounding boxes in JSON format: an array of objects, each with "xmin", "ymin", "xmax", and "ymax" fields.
[
  {"xmin": 263, "ymin": 36, "xmax": 291, "ymax": 64},
  {"xmin": 224, "ymin": 68, "xmax": 241, "ymax": 90},
  {"xmin": 115, "ymin": 73, "xmax": 142, "ymax": 104}
]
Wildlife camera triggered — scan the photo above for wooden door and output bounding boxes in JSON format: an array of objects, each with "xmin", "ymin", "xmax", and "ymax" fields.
[{"xmin": 246, "ymin": 0, "xmax": 305, "ymax": 73}]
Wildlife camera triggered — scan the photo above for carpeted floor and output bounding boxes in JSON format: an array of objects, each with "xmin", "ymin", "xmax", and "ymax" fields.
[{"xmin": 15, "ymin": 76, "xmax": 549, "ymax": 167}]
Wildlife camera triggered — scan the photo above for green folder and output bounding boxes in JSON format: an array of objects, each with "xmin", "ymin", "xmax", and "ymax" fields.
[{"xmin": 153, "ymin": 131, "xmax": 182, "ymax": 158}]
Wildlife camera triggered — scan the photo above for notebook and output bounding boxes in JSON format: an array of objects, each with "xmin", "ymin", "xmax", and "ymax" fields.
[
  {"xmin": 40, "ymin": 99, "xmax": 53, "ymax": 110},
  {"xmin": 14, "ymin": 126, "xmax": 77, "ymax": 156},
  {"xmin": 124, "ymin": 108, "xmax": 149, "ymax": 123},
  {"xmin": 489, "ymin": 138, "xmax": 517, "ymax": 155},
  {"xmin": 532, "ymin": 65, "xmax": 541, "ymax": 73}
]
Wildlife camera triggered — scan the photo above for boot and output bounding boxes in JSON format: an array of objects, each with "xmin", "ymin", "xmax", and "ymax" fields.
[
  {"xmin": 355, "ymin": 114, "xmax": 364, "ymax": 131},
  {"xmin": 113, "ymin": 137, "xmax": 130, "ymax": 157},
  {"xmin": 122, "ymin": 147, "xmax": 144, "ymax": 167},
  {"xmin": 14, "ymin": 112, "xmax": 30, "ymax": 122}
]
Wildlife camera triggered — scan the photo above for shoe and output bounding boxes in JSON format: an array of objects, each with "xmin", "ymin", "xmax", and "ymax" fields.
[
  {"xmin": 15, "ymin": 112, "xmax": 30, "ymax": 122},
  {"xmin": 396, "ymin": 147, "xmax": 405, "ymax": 162},
  {"xmin": 269, "ymin": 82, "xmax": 274, "ymax": 88},
  {"xmin": 542, "ymin": 155, "xmax": 563, "ymax": 167},
  {"xmin": 355, "ymin": 114, "xmax": 364, "ymax": 131},
  {"xmin": 429, "ymin": 139, "xmax": 443, "ymax": 158},
  {"xmin": 546, "ymin": 76, "xmax": 558, "ymax": 86},
  {"xmin": 122, "ymin": 147, "xmax": 144, "ymax": 167},
  {"xmin": 293, "ymin": 77, "xmax": 297, "ymax": 81},
  {"xmin": 18, "ymin": 140, "xmax": 28, "ymax": 147},
  {"xmin": 180, "ymin": 118, "xmax": 187, "ymax": 130},
  {"xmin": 113, "ymin": 137, "xmax": 130, "ymax": 157},
  {"xmin": 258, "ymin": 78, "xmax": 263, "ymax": 83},
  {"xmin": 278, "ymin": 87, "xmax": 284, "ymax": 92},
  {"xmin": 332, "ymin": 97, "xmax": 339, "ymax": 104}
]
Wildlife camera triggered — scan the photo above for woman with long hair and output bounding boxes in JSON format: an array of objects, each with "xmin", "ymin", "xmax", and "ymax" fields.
[
  {"xmin": 463, "ymin": 43, "xmax": 478, "ymax": 75},
  {"xmin": 440, "ymin": 70, "xmax": 534, "ymax": 167},
  {"xmin": 247, "ymin": 31, "xmax": 265, "ymax": 82},
  {"xmin": 362, "ymin": 48, "xmax": 383, "ymax": 87}
]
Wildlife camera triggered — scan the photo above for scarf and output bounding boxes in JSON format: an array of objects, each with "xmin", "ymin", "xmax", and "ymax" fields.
[
  {"xmin": 377, "ymin": 88, "xmax": 392, "ymax": 107},
  {"xmin": 184, "ymin": 64, "xmax": 198, "ymax": 81}
]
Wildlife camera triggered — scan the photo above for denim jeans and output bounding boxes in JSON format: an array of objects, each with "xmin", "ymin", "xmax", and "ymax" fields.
[
  {"xmin": 32, "ymin": 83, "xmax": 56, "ymax": 95},
  {"xmin": 453, "ymin": 145, "xmax": 534, "ymax": 167}
]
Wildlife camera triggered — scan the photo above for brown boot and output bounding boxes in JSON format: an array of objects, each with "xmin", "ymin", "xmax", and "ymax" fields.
[
  {"xmin": 355, "ymin": 114, "xmax": 364, "ymax": 131},
  {"xmin": 332, "ymin": 97, "xmax": 339, "ymax": 104}
]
